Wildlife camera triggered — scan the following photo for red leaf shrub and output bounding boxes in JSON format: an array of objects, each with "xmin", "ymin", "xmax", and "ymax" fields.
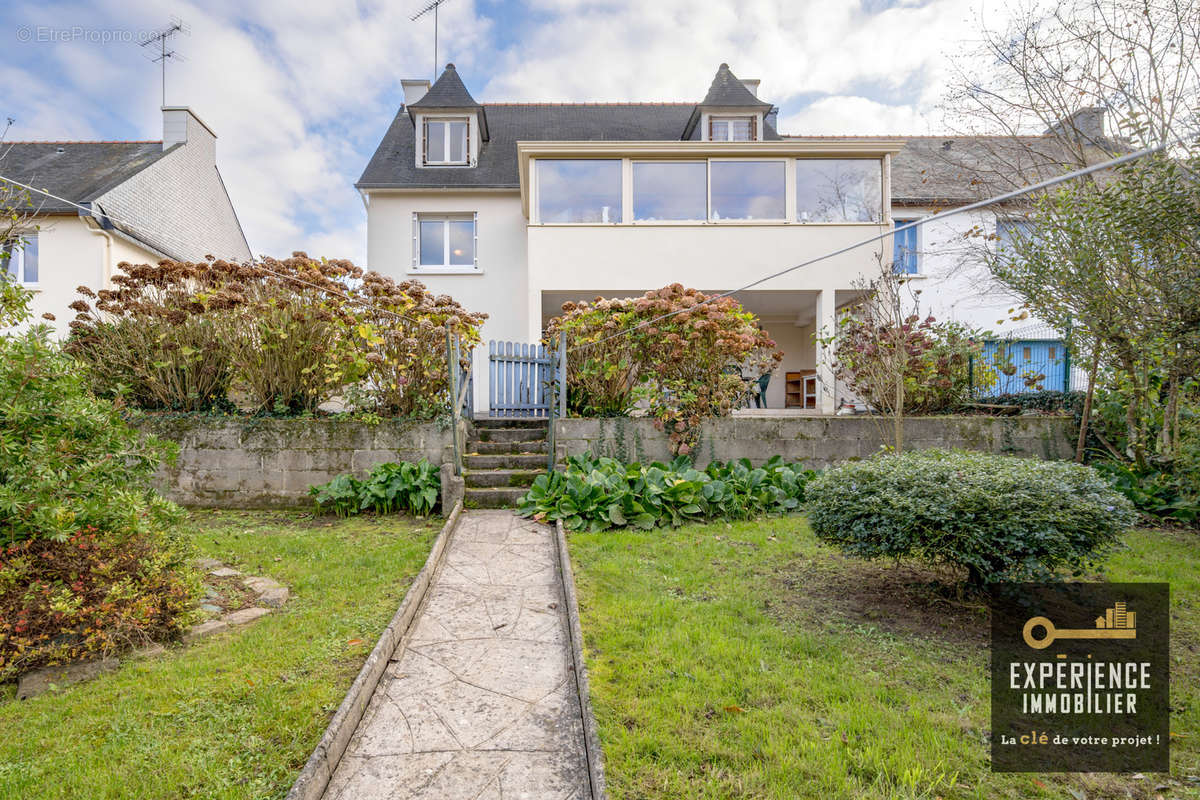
[
  {"xmin": 67, "ymin": 254, "xmax": 486, "ymax": 416},
  {"xmin": 0, "ymin": 527, "xmax": 197, "ymax": 679},
  {"xmin": 547, "ymin": 284, "xmax": 781, "ymax": 453}
]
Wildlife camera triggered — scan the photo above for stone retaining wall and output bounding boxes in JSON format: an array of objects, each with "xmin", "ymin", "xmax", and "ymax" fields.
[
  {"xmin": 135, "ymin": 416, "xmax": 459, "ymax": 508},
  {"xmin": 554, "ymin": 415, "xmax": 1075, "ymax": 467}
]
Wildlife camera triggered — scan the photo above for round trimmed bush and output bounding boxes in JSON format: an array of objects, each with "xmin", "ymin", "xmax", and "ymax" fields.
[{"xmin": 806, "ymin": 450, "xmax": 1136, "ymax": 587}]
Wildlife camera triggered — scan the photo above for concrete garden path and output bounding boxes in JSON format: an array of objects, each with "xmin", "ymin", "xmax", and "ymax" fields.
[{"xmin": 322, "ymin": 510, "xmax": 591, "ymax": 800}]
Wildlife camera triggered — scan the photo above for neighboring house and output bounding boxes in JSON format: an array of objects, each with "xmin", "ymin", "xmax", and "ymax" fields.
[
  {"xmin": 1, "ymin": 107, "xmax": 252, "ymax": 334},
  {"xmin": 359, "ymin": 63, "xmax": 903, "ymax": 413},
  {"xmin": 877, "ymin": 124, "xmax": 1113, "ymax": 395}
]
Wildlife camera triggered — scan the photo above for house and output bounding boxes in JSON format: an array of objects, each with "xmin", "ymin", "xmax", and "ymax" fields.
[
  {"xmin": 877, "ymin": 124, "xmax": 1113, "ymax": 395},
  {"xmin": 0, "ymin": 107, "xmax": 252, "ymax": 333},
  {"xmin": 359, "ymin": 63, "xmax": 905, "ymax": 414}
]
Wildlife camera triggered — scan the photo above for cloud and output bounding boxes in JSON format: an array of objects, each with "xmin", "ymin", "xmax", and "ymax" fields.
[
  {"xmin": 779, "ymin": 95, "xmax": 937, "ymax": 135},
  {"xmin": 0, "ymin": 0, "xmax": 1011, "ymax": 270}
]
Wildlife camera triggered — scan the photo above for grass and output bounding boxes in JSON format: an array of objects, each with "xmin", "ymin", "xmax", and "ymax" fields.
[
  {"xmin": 568, "ymin": 519, "xmax": 1200, "ymax": 800},
  {"xmin": 0, "ymin": 509, "xmax": 439, "ymax": 800}
]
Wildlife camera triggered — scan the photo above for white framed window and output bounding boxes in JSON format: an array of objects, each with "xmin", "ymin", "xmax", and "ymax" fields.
[
  {"xmin": 632, "ymin": 161, "xmax": 707, "ymax": 221},
  {"xmin": 412, "ymin": 213, "xmax": 477, "ymax": 271},
  {"xmin": 536, "ymin": 160, "xmax": 623, "ymax": 223},
  {"xmin": 1, "ymin": 234, "xmax": 38, "ymax": 285},
  {"xmin": 422, "ymin": 117, "xmax": 470, "ymax": 166},
  {"xmin": 709, "ymin": 159, "xmax": 786, "ymax": 220},
  {"xmin": 795, "ymin": 159, "xmax": 883, "ymax": 223},
  {"xmin": 709, "ymin": 116, "xmax": 755, "ymax": 141}
]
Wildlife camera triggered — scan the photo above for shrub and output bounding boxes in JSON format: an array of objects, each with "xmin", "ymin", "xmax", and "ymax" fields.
[
  {"xmin": 0, "ymin": 326, "xmax": 183, "ymax": 545},
  {"xmin": 219, "ymin": 255, "xmax": 366, "ymax": 413},
  {"xmin": 0, "ymin": 527, "xmax": 196, "ymax": 679},
  {"xmin": 310, "ymin": 460, "xmax": 441, "ymax": 517},
  {"xmin": 806, "ymin": 450, "xmax": 1135, "ymax": 587},
  {"xmin": 547, "ymin": 285, "xmax": 781, "ymax": 453},
  {"xmin": 0, "ymin": 299, "xmax": 196, "ymax": 677},
  {"xmin": 65, "ymin": 261, "xmax": 242, "ymax": 411},
  {"xmin": 67, "ymin": 255, "xmax": 486, "ymax": 417},
  {"xmin": 353, "ymin": 273, "xmax": 486, "ymax": 417},
  {"xmin": 1093, "ymin": 459, "xmax": 1199, "ymax": 525},
  {"xmin": 831, "ymin": 314, "xmax": 985, "ymax": 414},
  {"xmin": 518, "ymin": 454, "xmax": 815, "ymax": 531}
]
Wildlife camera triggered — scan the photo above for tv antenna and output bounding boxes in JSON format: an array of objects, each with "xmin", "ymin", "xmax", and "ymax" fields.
[
  {"xmin": 140, "ymin": 18, "xmax": 188, "ymax": 107},
  {"xmin": 410, "ymin": 0, "xmax": 453, "ymax": 81}
]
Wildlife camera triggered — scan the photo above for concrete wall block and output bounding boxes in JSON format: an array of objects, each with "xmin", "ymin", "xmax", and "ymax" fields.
[
  {"xmin": 260, "ymin": 450, "xmax": 312, "ymax": 473},
  {"xmin": 351, "ymin": 449, "xmax": 403, "ymax": 474},
  {"xmin": 776, "ymin": 418, "xmax": 824, "ymax": 441}
]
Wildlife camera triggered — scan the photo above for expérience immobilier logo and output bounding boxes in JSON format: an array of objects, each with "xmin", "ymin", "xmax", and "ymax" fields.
[{"xmin": 991, "ymin": 583, "xmax": 1169, "ymax": 772}]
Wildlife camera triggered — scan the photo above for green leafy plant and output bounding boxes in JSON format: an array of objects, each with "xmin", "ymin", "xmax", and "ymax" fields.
[
  {"xmin": 807, "ymin": 450, "xmax": 1135, "ymax": 588},
  {"xmin": 518, "ymin": 454, "xmax": 815, "ymax": 531},
  {"xmin": 0, "ymin": 326, "xmax": 183, "ymax": 545},
  {"xmin": 0, "ymin": 296, "xmax": 196, "ymax": 677},
  {"xmin": 1092, "ymin": 459, "xmax": 1199, "ymax": 525},
  {"xmin": 310, "ymin": 460, "xmax": 441, "ymax": 517}
]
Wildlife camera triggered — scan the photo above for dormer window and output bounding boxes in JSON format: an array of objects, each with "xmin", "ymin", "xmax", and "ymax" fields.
[
  {"xmin": 423, "ymin": 117, "xmax": 470, "ymax": 165},
  {"xmin": 709, "ymin": 116, "xmax": 756, "ymax": 141}
]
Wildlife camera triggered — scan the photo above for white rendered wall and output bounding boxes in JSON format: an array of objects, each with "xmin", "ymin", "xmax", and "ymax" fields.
[
  {"xmin": 365, "ymin": 190, "xmax": 529, "ymax": 412},
  {"xmin": 890, "ymin": 208, "xmax": 1051, "ymax": 334},
  {"xmin": 14, "ymin": 216, "xmax": 160, "ymax": 337}
]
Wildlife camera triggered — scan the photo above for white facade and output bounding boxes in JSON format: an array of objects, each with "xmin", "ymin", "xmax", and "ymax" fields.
[
  {"xmin": 16, "ymin": 215, "xmax": 162, "ymax": 335},
  {"xmin": 889, "ymin": 206, "xmax": 1052, "ymax": 334},
  {"xmin": 365, "ymin": 138, "xmax": 902, "ymax": 414}
]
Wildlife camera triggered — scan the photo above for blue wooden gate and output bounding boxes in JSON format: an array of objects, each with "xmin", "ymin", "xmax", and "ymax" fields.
[{"xmin": 489, "ymin": 340, "xmax": 556, "ymax": 417}]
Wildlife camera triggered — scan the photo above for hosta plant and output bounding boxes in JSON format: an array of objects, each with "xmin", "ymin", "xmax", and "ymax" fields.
[
  {"xmin": 310, "ymin": 460, "xmax": 441, "ymax": 517},
  {"xmin": 518, "ymin": 454, "xmax": 815, "ymax": 532}
]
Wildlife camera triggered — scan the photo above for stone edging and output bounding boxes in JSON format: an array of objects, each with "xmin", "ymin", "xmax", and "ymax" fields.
[
  {"xmin": 555, "ymin": 520, "xmax": 608, "ymax": 800},
  {"xmin": 284, "ymin": 501, "xmax": 463, "ymax": 800}
]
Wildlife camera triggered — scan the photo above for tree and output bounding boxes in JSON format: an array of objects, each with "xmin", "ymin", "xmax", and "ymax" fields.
[
  {"xmin": 991, "ymin": 153, "xmax": 1200, "ymax": 469},
  {"xmin": 821, "ymin": 254, "xmax": 987, "ymax": 452},
  {"xmin": 943, "ymin": 0, "xmax": 1200, "ymax": 482}
]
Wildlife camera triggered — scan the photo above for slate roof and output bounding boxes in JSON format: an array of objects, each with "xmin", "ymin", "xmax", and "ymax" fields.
[
  {"xmin": 407, "ymin": 63, "xmax": 481, "ymax": 110},
  {"xmin": 699, "ymin": 63, "xmax": 771, "ymax": 108},
  {"xmin": 876, "ymin": 135, "xmax": 1112, "ymax": 204},
  {"xmin": 359, "ymin": 63, "xmax": 781, "ymax": 190},
  {"xmin": 360, "ymin": 103, "xmax": 782, "ymax": 189},
  {"xmin": 0, "ymin": 141, "xmax": 171, "ymax": 212}
]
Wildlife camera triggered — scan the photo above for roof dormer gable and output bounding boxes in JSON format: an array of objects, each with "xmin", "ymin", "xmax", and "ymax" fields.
[
  {"xmin": 406, "ymin": 64, "xmax": 488, "ymax": 167},
  {"xmin": 685, "ymin": 63, "xmax": 773, "ymax": 141}
]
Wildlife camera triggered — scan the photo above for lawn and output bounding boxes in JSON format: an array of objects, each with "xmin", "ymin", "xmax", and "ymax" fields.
[
  {"xmin": 568, "ymin": 518, "xmax": 1200, "ymax": 800},
  {"xmin": 0, "ymin": 509, "xmax": 439, "ymax": 800}
]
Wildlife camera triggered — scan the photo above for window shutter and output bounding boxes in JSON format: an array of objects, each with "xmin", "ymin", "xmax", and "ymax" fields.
[
  {"xmin": 473, "ymin": 212, "xmax": 479, "ymax": 269},
  {"xmin": 412, "ymin": 212, "xmax": 418, "ymax": 267},
  {"xmin": 421, "ymin": 121, "xmax": 428, "ymax": 165},
  {"xmin": 466, "ymin": 121, "xmax": 472, "ymax": 166},
  {"xmin": 708, "ymin": 117, "xmax": 714, "ymax": 141},
  {"xmin": 751, "ymin": 116, "xmax": 757, "ymax": 141}
]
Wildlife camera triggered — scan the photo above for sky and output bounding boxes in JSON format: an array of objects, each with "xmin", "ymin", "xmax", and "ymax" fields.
[{"xmin": 0, "ymin": 0, "xmax": 1009, "ymax": 266}]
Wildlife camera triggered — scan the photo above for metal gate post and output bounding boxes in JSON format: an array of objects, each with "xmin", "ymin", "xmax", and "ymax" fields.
[
  {"xmin": 558, "ymin": 330, "xmax": 567, "ymax": 418},
  {"xmin": 446, "ymin": 324, "xmax": 461, "ymax": 476}
]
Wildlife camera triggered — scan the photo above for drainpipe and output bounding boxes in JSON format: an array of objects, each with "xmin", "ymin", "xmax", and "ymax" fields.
[{"xmin": 84, "ymin": 215, "xmax": 114, "ymax": 291}]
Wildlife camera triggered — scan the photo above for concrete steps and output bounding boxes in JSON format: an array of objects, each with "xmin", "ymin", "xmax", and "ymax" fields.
[
  {"xmin": 471, "ymin": 440, "xmax": 548, "ymax": 455},
  {"xmin": 463, "ymin": 486, "xmax": 531, "ymax": 508},
  {"xmin": 463, "ymin": 418, "xmax": 550, "ymax": 508}
]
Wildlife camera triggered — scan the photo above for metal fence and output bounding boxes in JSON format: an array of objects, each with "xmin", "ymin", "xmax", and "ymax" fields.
[{"xmin": 969, "ymin": 323, "xmax": 1088, "ymax": 398}]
